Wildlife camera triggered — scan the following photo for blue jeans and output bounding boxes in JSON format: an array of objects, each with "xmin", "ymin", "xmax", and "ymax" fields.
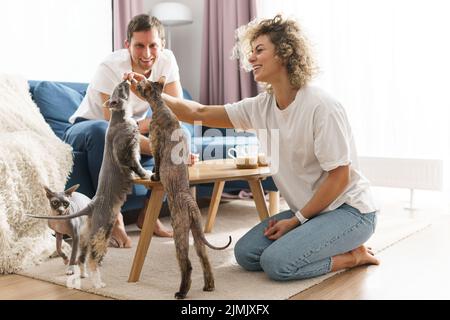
[
  {"xmin": 63, "ymin": 119, "xmax": 109, "ymax": 195},
  {"xmin": 234, "ymin": 204, "xmax": 377, "ymax": 281}
]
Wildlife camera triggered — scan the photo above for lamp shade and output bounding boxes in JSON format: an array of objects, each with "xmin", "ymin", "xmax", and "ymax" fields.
[{"xmin": 151, "ymin": 2, "xmax": 193, "ymax": 26}]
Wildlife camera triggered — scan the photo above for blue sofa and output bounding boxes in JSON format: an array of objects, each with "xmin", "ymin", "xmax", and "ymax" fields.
[{"xmin": 28, "ymin": 80, "xmax": 277, "ymax": 215}]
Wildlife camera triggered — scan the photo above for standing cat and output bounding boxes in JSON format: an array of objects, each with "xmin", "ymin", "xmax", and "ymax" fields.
[
  {"xmin": 28, "ymin": 80, "xmax": 150, "ymax": 288},
  {"xmin": 135, "ymin": 77, "xmax": 232, "ymax": 299},
  {"xmin": 43, "ymin": 184, "xmax": 89, "ymax": 275}
]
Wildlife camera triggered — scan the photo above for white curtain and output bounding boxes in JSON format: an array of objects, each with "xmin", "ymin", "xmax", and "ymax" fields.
[{"xmin": 257, "ymin": 0, "xmax": 450, "ymax": 187}]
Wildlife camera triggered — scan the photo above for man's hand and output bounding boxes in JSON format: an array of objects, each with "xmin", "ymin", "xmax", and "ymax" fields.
[
  {"xmin": 123, "ymin": 72, "xmax": 146, "ymax": 100},
  {"xmin": 263, "ymin": 217, "xmax": 299, "ymax": 240}
]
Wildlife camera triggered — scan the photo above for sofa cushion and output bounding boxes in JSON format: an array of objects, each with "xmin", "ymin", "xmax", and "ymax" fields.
[{"xmin": 33, "ymin": 81, "xmax": 83, "ymax": 139}]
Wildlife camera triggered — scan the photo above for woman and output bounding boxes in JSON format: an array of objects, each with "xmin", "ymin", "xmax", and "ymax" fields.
[{"xmin": 127, "ymin": 15, "xmax": 380, "ymax": 281}]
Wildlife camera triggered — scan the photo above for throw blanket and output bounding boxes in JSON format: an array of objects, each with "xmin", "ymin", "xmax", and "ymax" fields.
[{"xmin": 0, "ymin": 74, "xmax": 73, "ymax": 273}]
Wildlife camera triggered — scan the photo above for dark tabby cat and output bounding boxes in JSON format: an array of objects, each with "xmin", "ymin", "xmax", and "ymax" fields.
[
  {"xmin": 135, "ymin": 77, "xmax": 232, "ymax": 299},
  {"xmin": 28, "ymin": 80, "xmax": 150, "ymax": 288}
]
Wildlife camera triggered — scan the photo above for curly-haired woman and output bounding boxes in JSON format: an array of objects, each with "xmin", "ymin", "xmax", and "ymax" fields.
[{"xmin": 126, "ymin": 15, "xmax": 380, "ymax": 281}]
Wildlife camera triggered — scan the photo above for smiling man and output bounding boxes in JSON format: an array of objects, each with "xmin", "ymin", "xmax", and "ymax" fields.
[{"xmin": 65, "ymin": 14, "xmax": 181, "ymax": 244}]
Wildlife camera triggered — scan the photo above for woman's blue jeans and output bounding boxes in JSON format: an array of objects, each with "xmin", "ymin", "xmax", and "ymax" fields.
[{"xmin": 234, "ymin": 204, "xmax": 377, "ymax": 281}]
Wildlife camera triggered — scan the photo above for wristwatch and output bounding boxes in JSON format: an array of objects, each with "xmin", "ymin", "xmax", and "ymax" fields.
[{"xmin": 295, "ymin": 210, "xmax": 309, "ymax": 225}]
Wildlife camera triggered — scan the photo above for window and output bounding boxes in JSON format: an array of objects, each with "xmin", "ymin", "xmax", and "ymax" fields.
[
  {"xmin": 256, "ymin": 0, "xmax": 450, "ymax": 160},
  {"xmin": 0, "ymin": 0, "xmax": 112, "ymax": 82}
]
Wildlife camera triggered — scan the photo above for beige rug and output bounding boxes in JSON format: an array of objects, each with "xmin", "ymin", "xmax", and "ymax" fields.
[{"xmin": 18, "ymin": 200, "xmax": 431, "ymax": 300}]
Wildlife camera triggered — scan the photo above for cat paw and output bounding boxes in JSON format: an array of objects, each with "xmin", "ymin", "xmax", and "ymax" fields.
[
  {"xmin": 79, "ymin": 265, "xmax": 89, "ymax": 278},
  {"xmin": 66, "ymin": 265, "xmax": 76, "ymax": 275},
  {"xmin": 49, "ymin": 250, "xmax": 60, "ymax": 259},
  {"xmin": 175, "ymin": 291, "xmax": 187, "ymax": 299},
  {"xmin": 141, "ymin": 172, "xmax": 151, "ymax": 180},
  {"xmin": 93, "ymin": 281, "xmax": 106, "ymax": 289},
  {"xmin": 80, "ymin": 271, "xmax": 89, "ymax": 279},
  {"xmin": 150, "ymin": 174, "xmax": 160, "ymax": 181},
  {"xmin": 203, "ymin": 285, "xmax": 215, "ymax": 292}
]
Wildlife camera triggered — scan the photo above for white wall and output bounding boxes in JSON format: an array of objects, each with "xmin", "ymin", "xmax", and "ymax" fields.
[
  {"xmin": 0, "ymin": 0, "xmax": 112, "ymax": 83},
  {"xmin": 144, "ymin": 0, "xmax": 204, "ymax": 101}
]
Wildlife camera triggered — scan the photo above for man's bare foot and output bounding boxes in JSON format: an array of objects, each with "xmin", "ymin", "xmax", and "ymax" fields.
[
  {"xmin": 136, "ymin": 206, "xmax": 173, "ymax": 237},
  {"xmin": 350, "ymin": 245, "xmax": 380, "ymax": 267},
  {"xmin": 110, "ymin": 213, "xmax": 132, "ymax": 248},
  {"xmin": 154, "ymin": 219, "xmax": 173, "ymax": 238}
]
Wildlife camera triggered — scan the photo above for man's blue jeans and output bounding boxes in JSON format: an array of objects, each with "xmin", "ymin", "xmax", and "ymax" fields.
[
  {"xmin": 63, "ymin": 119, "xmax": 109, "ymax": 196},
  {"xmin": 234, "ymin": 204, "xmax": 377, "ymax": 280}
]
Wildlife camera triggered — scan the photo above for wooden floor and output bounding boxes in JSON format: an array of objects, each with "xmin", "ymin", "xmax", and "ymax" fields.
[
  {"xmin": 1, "ymin": 212, "xmax": 449, "ymax": 300},
  {"xmin": 292, "ymin": 213, "xmax": 450, "ymax": 300},
  {"xmin": 0, "ymin": 274, "xmax": 110, "ymax": 300}
]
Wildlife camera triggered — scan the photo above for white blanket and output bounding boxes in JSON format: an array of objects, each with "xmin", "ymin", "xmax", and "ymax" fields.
[{"xmin": 0, "ymin": 74, "xmax": 73, "ymax": 273}]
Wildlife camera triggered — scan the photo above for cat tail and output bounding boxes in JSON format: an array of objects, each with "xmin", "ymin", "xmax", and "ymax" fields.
[
  {"xmin": 186, "ymin": 193, "xmax": 232, "ymax": 250},
  {"xmin": 27, "ymin": 204, "xmax": 92, "ymax": 220}
]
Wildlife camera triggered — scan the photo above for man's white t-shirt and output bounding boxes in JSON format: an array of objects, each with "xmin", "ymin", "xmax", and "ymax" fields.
[
  {"xmin": 224, "ymin": 86, "xmax": 378, "ymax": 214},
  {"xmin": 69, "ymin": 48, "xmax": 180, "ymax": 123}
]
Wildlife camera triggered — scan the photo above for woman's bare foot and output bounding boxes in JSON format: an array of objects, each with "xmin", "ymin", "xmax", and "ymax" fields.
[
  {"xmin": 109, "ymin": 213, "xmax": 132, "ymax": 248},
  {"xmin": 350, "ymin": 245, "xmax": 380, "ymax": 267}
]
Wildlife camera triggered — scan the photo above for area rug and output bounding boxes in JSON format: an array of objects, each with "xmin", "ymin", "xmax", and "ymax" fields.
[{"xmin": 18, "ymin": 200, "xmax": 431, "ymax": 300}]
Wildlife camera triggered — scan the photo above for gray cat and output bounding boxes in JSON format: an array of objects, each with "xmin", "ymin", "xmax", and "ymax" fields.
[
  {"xmin": 135, "ymin": 77, "xmax": 232, "ymax": 299},
  {"xmin": 28, "ymin": 80, "xmax": 150, "ymax": 288},
  {"xmin": 43, "ymin": 184, "xmax": 89, "ymax": 276}
]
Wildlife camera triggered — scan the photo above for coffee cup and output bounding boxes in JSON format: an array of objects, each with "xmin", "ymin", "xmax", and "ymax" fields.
[
  {"xmin": 228, "ymin": 145, "xmax": 259, "ymax": 169},
  {"xmin": 257, "ymin": 153, "xmax": 269, "ymax": 166}
]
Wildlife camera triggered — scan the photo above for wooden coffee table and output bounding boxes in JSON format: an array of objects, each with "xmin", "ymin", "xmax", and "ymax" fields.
[{"xmin": 128, "ymin": 159, "xmax": 275, "ymax": 282}]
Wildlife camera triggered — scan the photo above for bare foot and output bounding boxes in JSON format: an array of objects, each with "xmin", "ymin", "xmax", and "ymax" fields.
[
  {"xmin": 110, "ymin": 213, "xmax": 132, "ymax": 248},
  {"xmin": 136, "ymin": 206, "xmax": 173, "ymax": 238},
  {"xmin": 350, "ymin": 245, "xmax": 380, "ymax": 267},
  {"xmin": 154, "ymin": 219, "xmax": 173, "ymax": 238},
  {"xmin": 136, "ymin": 208, "xmax": 146, "ymax": 229}
]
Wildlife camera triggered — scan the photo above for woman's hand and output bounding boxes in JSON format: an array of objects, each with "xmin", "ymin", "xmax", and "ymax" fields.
[
  {"xmin": 188, "ymin": 153, "xmax": 200, "ymax": 167},
  {"xmin": 263, "ymin": 217, "xmax": 299, "ymax": 240},
  {"xmin": 137, "ymin": 118, "xmax": 151, "ymax": 135}
]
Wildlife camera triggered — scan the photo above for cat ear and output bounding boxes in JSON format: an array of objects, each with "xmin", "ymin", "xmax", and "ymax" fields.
[
  {"xmin": 64, "ymin": 184, "xmax": 80, "ymax": 196},
  {"xmin": 157, "ymin": 76, "xmax": 166, "ymax": 88},
  {"xmin": 44, "ymin": 186, "xmax": 54, "ymax": 199}
]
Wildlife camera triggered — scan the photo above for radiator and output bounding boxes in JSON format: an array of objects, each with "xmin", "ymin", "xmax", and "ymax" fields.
[{"xmin": 358, "ymin": 157, "xmax": 444, "ymax": 191}]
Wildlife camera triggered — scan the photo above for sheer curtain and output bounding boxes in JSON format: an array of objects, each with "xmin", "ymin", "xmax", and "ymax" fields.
[
  {"xmin": 257, "ymin": 0, "xmax": 450, "ymax": 188},
  {"xmin": 113, "ymin": 0, "xmax": 145, "ymax": 50},
  {"xmin": 200, "ymin": 0, "xmax": 258, "ymax": 105}
]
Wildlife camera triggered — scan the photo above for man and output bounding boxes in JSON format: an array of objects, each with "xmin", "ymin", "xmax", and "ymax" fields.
[{"xmin": 65, "ymin": 14, "xmax": 180, "ymax": 247}]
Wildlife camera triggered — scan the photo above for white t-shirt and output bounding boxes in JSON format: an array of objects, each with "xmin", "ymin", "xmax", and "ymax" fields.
[
  {"xmin": 224, "ymin": 85, "xmax": 378, "ymax": 214},
  {"xmin": 69, "ymin": 48, "xmax": 180, "ymax": 123}
]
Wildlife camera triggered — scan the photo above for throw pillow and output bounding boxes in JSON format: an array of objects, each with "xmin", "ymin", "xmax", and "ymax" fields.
[{"xmin": 33, "ymin": 81, "xmax": 83, "ymax": 139}]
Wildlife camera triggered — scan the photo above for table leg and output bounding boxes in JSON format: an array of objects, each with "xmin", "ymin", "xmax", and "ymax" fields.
[
  {"xmin": 248, "ymin": 179, "xmax": 270, "ymax": 221},
  {"xmin": 268, "ymin": 191, "xmax": 280, "ymax": 215},
  {"xmin": 190, "ymin": 186, "xmax": 196, "ymax": 199},
  {"xmin": 204, "ymin": 180, "xmax": 225, "ymax": 233},
  {"xmin": 128, "ymin": 185, "xmax": 165, "ymax": 282}
]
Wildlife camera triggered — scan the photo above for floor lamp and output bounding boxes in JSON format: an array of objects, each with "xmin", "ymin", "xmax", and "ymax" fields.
[{"xmin": 151, "ymin": 2, "xmax": 193, "ymax": 50}]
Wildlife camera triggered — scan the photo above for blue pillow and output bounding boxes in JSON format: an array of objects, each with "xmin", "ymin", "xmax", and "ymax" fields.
[{"xmin": 33, "ymin": 81, "xmax": 84, "ymax": 139}]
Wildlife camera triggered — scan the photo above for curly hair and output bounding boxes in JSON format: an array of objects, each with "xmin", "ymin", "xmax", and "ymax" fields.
[{"xmin": 232, "ymin": 15, "xmax": 317, "ymax": 92}]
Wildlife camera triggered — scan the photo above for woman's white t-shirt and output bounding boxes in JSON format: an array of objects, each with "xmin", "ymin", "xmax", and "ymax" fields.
[
  {"xmin": 69, "ymin": 48, "xmax": 180, "ymax": 123},
  {"xmin": 224, "ymin": 85, "xmax": 378, "ymax": 214}
]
